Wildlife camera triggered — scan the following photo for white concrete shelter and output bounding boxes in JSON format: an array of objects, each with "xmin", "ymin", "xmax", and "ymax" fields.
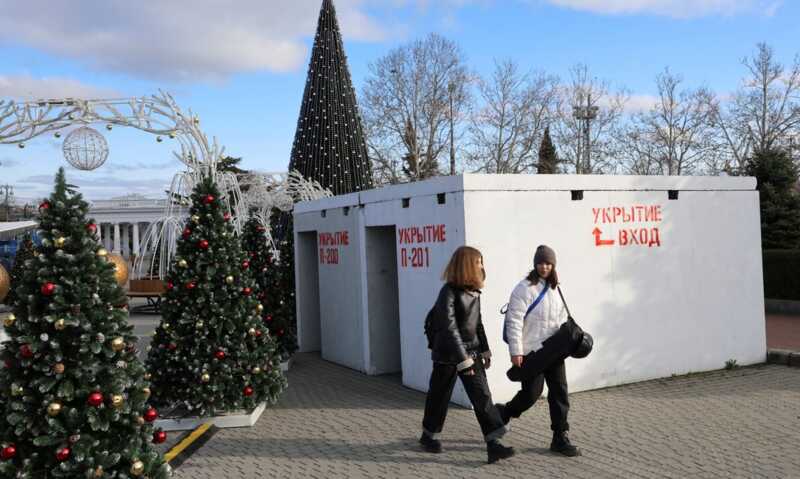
[{"xmin": 293, "ymin": 174, "xmax": 766, "ymax": 406}]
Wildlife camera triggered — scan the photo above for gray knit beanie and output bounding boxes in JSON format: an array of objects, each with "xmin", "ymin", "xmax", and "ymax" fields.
[{"xmin": 533, "ymin": 245, "xmax": 556, "ymax": 267}]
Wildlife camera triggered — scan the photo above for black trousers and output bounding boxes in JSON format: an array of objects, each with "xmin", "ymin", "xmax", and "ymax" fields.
[
  {"xmin": 422, "ymin": 359, "xmax": 507, "ymax": 442},
  {"xmin": 505, "ymin": 359, "xmax": 570, "ymax": 432}
]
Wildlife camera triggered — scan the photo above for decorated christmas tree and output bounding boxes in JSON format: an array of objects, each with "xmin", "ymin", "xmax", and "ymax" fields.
[
  {"xmin": 241, "ymin": 218, "xmax": 297, "ymax": 360},
  {"xmin": 145, "ymin": 175, "xmax": 286, "ymax": 416},
  {"xmin": 288, "ymin": 0, "xmax": 374, "ymax": 195},
  {"xmin": 0, "ymin": 168, "xmax": 169, "ymax": 479},
  {"xmin": 3, "ymin": 234, "xmax": 36, "ymax": 307}
]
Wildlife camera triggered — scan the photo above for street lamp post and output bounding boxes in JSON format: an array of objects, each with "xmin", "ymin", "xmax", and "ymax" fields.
[
  {"xmin": 572, "ymin": 93, "xmax": 599, "ymax": 174},
  {"xmin": 448, "ymin": 81, "xmax": 456, "ymax": 176}
]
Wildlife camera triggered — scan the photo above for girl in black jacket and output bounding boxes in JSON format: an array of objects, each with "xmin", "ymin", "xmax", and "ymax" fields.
[{"xmin": 420, "ymin": 246, "xmax": 515, "ymax": 464}]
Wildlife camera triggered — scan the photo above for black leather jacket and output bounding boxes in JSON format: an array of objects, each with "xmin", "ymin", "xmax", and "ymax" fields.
[{"xmin": 430, "ymin": 283, "xmax": 490, "ymax": 365}]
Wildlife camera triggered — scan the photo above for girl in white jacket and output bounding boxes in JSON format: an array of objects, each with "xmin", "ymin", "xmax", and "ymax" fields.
[{"xmin": 496, "ymin": 245, "xmax": 580, "ymax": 457}]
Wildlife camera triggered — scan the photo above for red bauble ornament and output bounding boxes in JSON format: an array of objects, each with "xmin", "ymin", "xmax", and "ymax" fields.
[
  {"xmin": 167, "ymin": 343, "xmax": 177, "ymax": 351},
  {"xmin": 249, "ymin": 252, "xmax": 256, "ymax": 258},
  {"xmin": 243, "ymin": 386, "xmax": 254, "ymax": 397},
  {"xmin": 203, "ymin": 194, "xmax": 215, "ymax": 204},
  {"xmin": 223, "ymin": 213, "xmax": 231, "ymax": 222},
  {"xmin": 256, "ymin": 226, "xmax": 265, "ymax": 232},
  {"xmin": 255, "ymin": 330, "xmax": 262, "ymax": 338},
  {"xmin": 166, "ymin": 281, "xmax": 174, "ymax": 290},
  {"xmin": 38, "ymin": 201, "xmax": 50, "ymax": 210},
  {"xmin": 185, "ymin": 281, "xmax": 196, "ymax": 290},
  {"xmin": 144, "ymin": 407, "xmax": 158, "ymax": 422},
  {"xmin": 87, "ymin": 223, "xmax": 97, "ymax": 233},
  {"xmin": 214, "ymin": 350, "xmax": 226, "ymax": 360},
  {"xmin": 242, "ymin": 287, "xmax": 252, "ymax": 296},
  {"xmin": 278, "ymin": 329, "xmax": 285, "ymax": 337},
  {"xmin": 242, "ymin": 260, "xmax": 250, "ymax": 269},
  {"xmin": 182, "ymin": 227, "xmax": 192, "ymax": 239},
  {"xmin": 198, "ymin": 239, "xmax": 209, "ymax": 250},
  {"xmin": 41, "ymin": 282, "xmax": 56, "ymax": 296},
  {"xmin": 19, "ymin": 344, "xmax": 33, "ymax": 359},
  {"xmin": 56, "ymin": 447, "xmax": 70, "ymax": 462},
  {"xmin": 1, "ymin": 445, "xmax": 16, "ymax": 460},
  {"xmin": 87, "ymin": 392, "xmax": 103, "ymax": 407},
  {"xmin": 265, "ymin": 315, "xmax": 273, "ymax": 323},
  {"xmin": 153, "ymin": 430, "xmax": 167, "ymax": 444}
]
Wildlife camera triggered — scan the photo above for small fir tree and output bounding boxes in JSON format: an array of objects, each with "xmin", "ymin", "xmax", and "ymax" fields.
[
  {"xmin": 145, "ymin": 175, "xmax": 286, "ymax": 416},
  {"xmin": 537, "ymin": 127, "xmax": 559, "ymax": 174},
  {"xmin": 745, "ymin": 148, "xmax": 800, "ymax": 249},
  {"xmin": 241, "ymin": 218, "xmax": 297, "ymax": 360},
  {"xmin": 0, "ymin": 168, "xmax": 169, "ymax": 479},
  {"xmin": 3, "ymin": 234, "xmax": 36, "ymax": 307}
]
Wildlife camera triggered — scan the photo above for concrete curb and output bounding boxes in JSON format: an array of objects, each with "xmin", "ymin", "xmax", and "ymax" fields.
[
  {"xmin": 767, "ymin": 349, "xmax": 800, "ymax": 367},
  {"xmin": 765, "ymin": 299, "xmax": 800, "ymax": 315}
]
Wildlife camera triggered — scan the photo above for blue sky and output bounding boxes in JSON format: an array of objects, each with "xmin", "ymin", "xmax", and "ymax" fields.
[{"xmin": 0, "ymin": 0, "xmax": 797, "ymax": 202}]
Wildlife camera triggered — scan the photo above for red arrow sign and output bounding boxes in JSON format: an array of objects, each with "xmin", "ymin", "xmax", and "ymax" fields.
[{"xmin": 593, "ymin": 227, "xmax": 615, "ymax": 246}]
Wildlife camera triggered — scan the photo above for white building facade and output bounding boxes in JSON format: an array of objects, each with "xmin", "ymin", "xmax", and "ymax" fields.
[
  {"xmin": 293, "ymin": 174, "xmax": 766, "ymax": 407},
  {"xmin": 89, "ymin": 194, "xmax": 166, "ymax": 260}
]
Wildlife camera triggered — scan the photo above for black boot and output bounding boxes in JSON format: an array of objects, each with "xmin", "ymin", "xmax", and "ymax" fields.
[
  {"xmin": 550, "ymin": 431, "xmax": 581, "ymax": 457},
  {"xmin": 495, "ymin": 403, "xmax": 511, "ymax": 425},
  {"xmin": 419, "ymin": 433, "xmax": 442, "ymax": 453},
  {"xmin": 487, "ymin": 440, "xmax": 515, "ymax": 464}
]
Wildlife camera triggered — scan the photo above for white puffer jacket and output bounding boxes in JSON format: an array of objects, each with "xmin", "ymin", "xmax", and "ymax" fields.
[{"xmin": 504, "ymin": 278, "xmax": 568, "ymax": 357}]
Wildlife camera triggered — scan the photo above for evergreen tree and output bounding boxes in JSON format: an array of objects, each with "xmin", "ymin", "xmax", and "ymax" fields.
[
  {"xmin": 145, "ymin": 175, "xmax": 286, "ymax": 416},
  {"xmin": 0, "ymin": 168, "xmax": 169, "ymax": 479},
  {"xmin": 241, "ymin": 218, "xmax": 297, "ymax": 360},
  {"xmin": 288, "ymin": 0, "xmax": 373, "ymax": 195},
  {"xmin": 3, "ymin": 234, "xmax": 35, "ymax": 307},
  {"xmin": 537, "ymin": 127, "xmax": 559, "ymax": 174},
  {"xmin": 745, "ymin": 148, "xmax": 800, "ymax": 249}
]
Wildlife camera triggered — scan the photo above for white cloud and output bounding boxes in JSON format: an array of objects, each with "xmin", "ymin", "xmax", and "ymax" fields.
[
  {"xmin": 0, "ymin": 0, "xmax": 391, "ymax": 83},
  {"xmin": 621, "ymin": 94, "xmax": 660, "ymax": 112},
  {"xmin": 0, "ymin": 74, "xmax": 119, "ymax": 100},
  {"xmin": 542, "ymin": 0, "xmax": 782, "ymax": 17}
]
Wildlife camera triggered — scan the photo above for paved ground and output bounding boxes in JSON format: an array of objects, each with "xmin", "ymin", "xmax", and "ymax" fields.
[
  {"xmin": 766, "ymin": 314, "xmax": 800, "ymax": 351},
  {"xmin": 171, "ymin": 353, "xmax": 800, "ymax": 479}
]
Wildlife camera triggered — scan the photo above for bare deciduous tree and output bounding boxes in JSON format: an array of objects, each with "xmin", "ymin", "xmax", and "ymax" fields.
[
  {"xmin": 465, "ymin": 59, "xmax": 559, "ymax": 174},
  {"xmin": 618, "ymin": 68, "xmax": 718, "ymax": 175},
  {"xmin": 552, "ymin": 64, "xmax": 628, "ymax": 174},
  {"xmin": 709, "ymin": 43, "xmax": 800, "ymax": 173},
  {"xmin": 361, "ymin": 33, "xmax": 470, "ymax": 183}
]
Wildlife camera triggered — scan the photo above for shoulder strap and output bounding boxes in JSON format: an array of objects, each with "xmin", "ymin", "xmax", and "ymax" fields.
[
  {"xmin": 556, "ymin": 285, "xmax": 572, "ymax": 318},
  {"xmin": 524, "ymin": 283, "xmax": 550, "ymax": 318}
]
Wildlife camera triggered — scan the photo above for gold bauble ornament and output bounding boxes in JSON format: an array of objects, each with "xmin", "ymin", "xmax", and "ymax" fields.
[
  {"xmin": 178, "ymin": 259, "xmax": 188, "ymax": 268},
  {"xmin": 96, "ymin": 248, "xmax": 108, "ymax": 257},
  {"xmin": 10, "ymin": 384, "xmax": 23, "ymax": 396},
  {"xmin": 201, "ymin": 373, "xmax": 210, "ymax": 383},
  {"xmin": 111, "ymin": 395, "xmax": 124, "ymax": 408},
  {"xmin": 54, "ymin": 319, "xmax": 66, "ymax": 330},
  {"xmin": 4, "ymin": 313, "xmax": 16, "ymax": 328},
  {"xmin": 0, "ymin": 264, "xmax": 10, "ymax": 303},
  {"xmin": 130, "ymin": 460, "xmax": 145, "ymax": 476},
  {"xmin": 252, "ymin": 367, "xmax": 261, "ymax": 374},
  {"xmin": 47, "ymin": 402, "xmax": 62, "ymax": 416},
  {"xmin": 191, "ymin": 215, "xmax": 200, "ymax": 223},
  {"xmin": 107, "ymin": 253, "xmax": 129, "ymax": 286},
  {"xmin": 248, "ymin": 328, "xmax": 256, "ymax": 336},
  {"xmin": 136, "ymin": 416, "xmax": 145, "ymax": 425},
  {"xmin": 111, "ymin": 337, "xmax": 125, "ymax": 352},
  {"xmin": 144, "ymin": 373, "xmax": 152, "ymax": 380},
  {"xmin": 55, "ymin": 236, "xmax": 66, "ymax": 247},
  {"xmin": 142, "ymin": 387, "xmax": 151, "ymax": 398},
  {"xmin": 256, "ymin": 304, "xmax": 264, "ymax": 313},
  {"xmin": 195, "ymin": 320, "xmax": 204, "ymax": 328},
  {"xmin": 225, "ymin": 275, "xmax": 234, "ymax": 284},
  {"xmin": 54, "ymin": 363, "xmax": 65, "ymax": 374},
  {"xmin": 93, "ymin": 466, "xmax": 104, "ymax": 478}
]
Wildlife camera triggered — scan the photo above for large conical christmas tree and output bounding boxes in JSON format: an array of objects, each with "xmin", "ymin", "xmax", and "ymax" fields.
[
  {"xmin": 241, "ymin": 218, "xmax": 297, "ymax": 360},
  {"xmin": 288, "ymin": 0, "xmax": 373, "ymax": 195},
  {"xmin": 3, "ymin": 234, "xmax": 36, "ymax": 307},
  {"xmin": 0, "ymin": 169, "xmax": 169, "ymax": 479},
  {"xmin": 145, "ymin": 175, "xmax": 286, "ymax": 417}
]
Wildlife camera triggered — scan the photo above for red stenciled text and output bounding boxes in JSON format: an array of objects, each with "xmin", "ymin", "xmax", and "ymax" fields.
[
  {"xmin": 318, "ymin": 230, "xmax": 349, "ymax": 265},
  {"xmin": 398, "ymin": 224, "xmax": 446, "ymax": 269}
]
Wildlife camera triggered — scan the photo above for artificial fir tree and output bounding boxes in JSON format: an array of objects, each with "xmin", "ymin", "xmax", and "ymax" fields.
[
  {"xmin": 537, "ymin": 127, "xmax": 559, "ymax": 174},
  {"xmin": 0, "ymin": 168, "xmax": 169, "ymax": 479},
  {"xmin": 241, "ymin": 218, "xmax": 297, "ymax": 360},
  {"xmin": 3, "ymin": 234, "xmax": 35, "ymax": 307},
  {"xmin": 745, "ymin": 148, "xmax": 800, "ymax": 249},
  {"xmin": 145, "ymin": 175, "xmax": 286, "ymax": 416},
  {"xmin": 288, "ymin": 0, "xmax": 373, "ymax": 195}
]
